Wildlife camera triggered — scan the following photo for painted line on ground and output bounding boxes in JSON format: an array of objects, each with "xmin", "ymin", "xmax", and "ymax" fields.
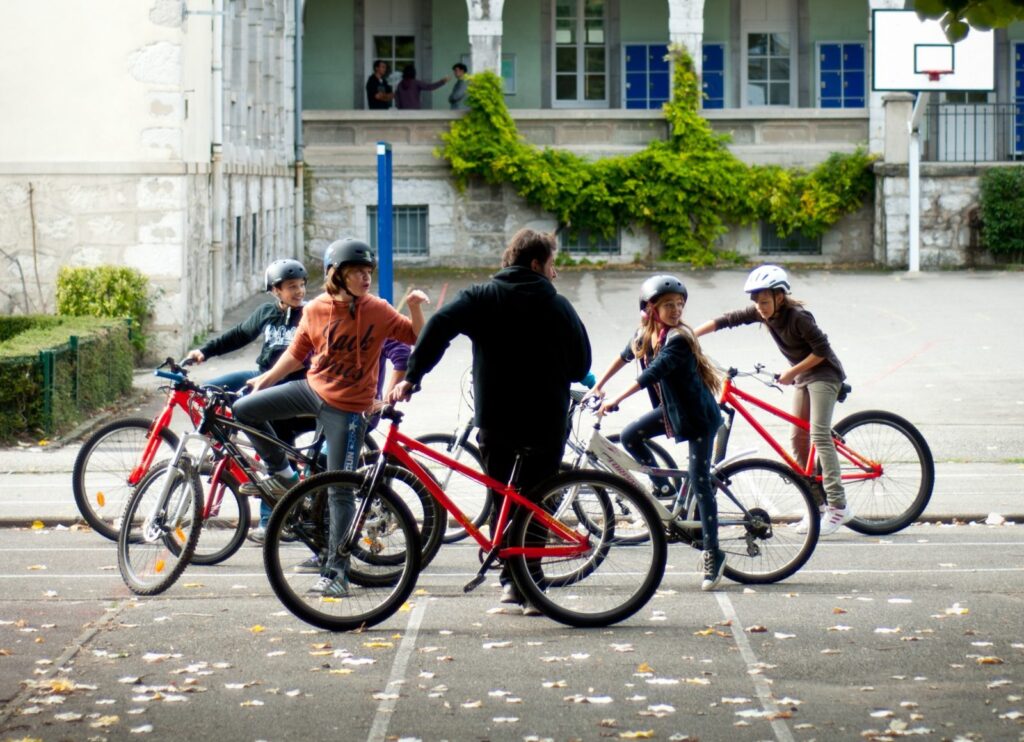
[
  {"xmin": 366, "ymin": 599, "xmax": 428, "ymax": 742},
  {"xmin": 717, "ymin": 592, "xmax": 795, "ymax": 742}
]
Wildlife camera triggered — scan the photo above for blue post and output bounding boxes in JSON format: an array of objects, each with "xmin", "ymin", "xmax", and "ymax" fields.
[{"xmin": 376, "ymin": 141, "xmax": 394, "ymax": 304}]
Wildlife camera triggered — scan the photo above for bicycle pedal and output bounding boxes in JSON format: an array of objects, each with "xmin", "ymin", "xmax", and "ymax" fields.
[{"xmin": 463, "ymin": 574, "xmax": 487, "ymax": 593}]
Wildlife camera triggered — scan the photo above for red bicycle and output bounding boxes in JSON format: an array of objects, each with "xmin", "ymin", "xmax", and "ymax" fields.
[
  {"xmin": 263, "ymin": 405, "xmax": 667, "ymax": 631},
  {"xmin": 714, "ymin": 365, "xmax": 935, "ymax": 535},
  {"xmin": 72, "ymin": 358, "xmax": 219, "ymax": 541}
]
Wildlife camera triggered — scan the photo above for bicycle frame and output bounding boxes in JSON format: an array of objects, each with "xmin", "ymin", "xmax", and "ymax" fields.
[
  {"xmin": 372, "ymin": 420, "xmax": 591, "ymax": 561},
  {"xmin": 717, "ymin": 374, "xmax": 882, "ymax": 483}
]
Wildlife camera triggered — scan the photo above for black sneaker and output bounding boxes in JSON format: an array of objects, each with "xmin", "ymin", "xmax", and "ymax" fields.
[{"xmin": 700, "ymin": 549, "xmax": 726, "ymax": 592}]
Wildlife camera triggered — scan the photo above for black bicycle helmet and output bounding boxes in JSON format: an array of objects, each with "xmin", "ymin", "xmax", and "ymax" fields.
[
  {"xmin": 639, "ymin": 274, "xmax": 688, "ymax": 311},
  {"xmin": 323, "ymin": 238, "xmax": 376, "ymax": 273},
  {"xmin": 263, "ymin": 259, "xmax": 308, "ymax": 291}
]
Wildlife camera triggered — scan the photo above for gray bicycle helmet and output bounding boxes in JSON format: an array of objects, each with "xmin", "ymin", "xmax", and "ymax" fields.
[
  {"xmin": 264, "ymin": 259, "xmax": 308, "ymax": 291},
  {"xmin": 743, "ymin": 264, "xmax": 791, "ymax": 295},
  {"xmin": 323, "ymin": 238, "xmax": 376, "ymax": 273},
  {"xmin": 639, "ymin": 274, "xmax": 688, "ymax": 311}
]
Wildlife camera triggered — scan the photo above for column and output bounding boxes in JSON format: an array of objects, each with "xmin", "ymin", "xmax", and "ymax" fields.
[
  {"xmin": 667, "ymin": 0, "xmax": 705, "ymax": 78},
  {"xmin": 466, "ymin": 0, "xmax": 505, "ymax": 75}
]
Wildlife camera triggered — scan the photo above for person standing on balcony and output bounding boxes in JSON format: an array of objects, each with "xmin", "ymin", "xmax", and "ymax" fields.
[
  {"xmin": 395, "ymin": 64, "xmax": 450, "ymax": 110},
  {"xmin": 366, "ymin": 59, "xmax": 394, "ymax": 110},
  {"xmin": 448, "ymin": 63, "xmax": 469, "ymax": 110}
]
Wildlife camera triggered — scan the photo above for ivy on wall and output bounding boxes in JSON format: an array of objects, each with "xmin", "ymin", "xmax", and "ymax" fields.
[{"xmin": 439, "ymin": 46, "xmax": 875, "ymax": 265}]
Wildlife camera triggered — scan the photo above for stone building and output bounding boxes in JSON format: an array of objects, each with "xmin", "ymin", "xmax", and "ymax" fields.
[
  {"xmin": 2, "ymin": 0, "xmax": 1020, "ymax": 356},
  {"xmin": 302, "ymin": 0, "xmax": 1024, "ymax": 270},
  {"xmin": 0, "ymin": 0, "xmax": 300, "ymax": 355}
]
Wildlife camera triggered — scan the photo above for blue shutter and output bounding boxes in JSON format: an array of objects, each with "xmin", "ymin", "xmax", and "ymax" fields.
[
  {"xmin": 625, "ymin": 44, "xmax": 646, "ymax": 72},
  {"xmin": 1016, "ymin": 44, "xmax": 1024, "ymax": 154},
  {"xmin": 702, "ymin": 43, "xmax": 725, "ymax": 109}
]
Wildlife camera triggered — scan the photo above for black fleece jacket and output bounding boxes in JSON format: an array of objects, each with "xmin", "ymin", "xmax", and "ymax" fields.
[
  {"xmin": 405, "ymin": 267, "xmax": 591, "ymax": 443},
  {"xmin": 199, "ymin": 301, "xmax": 304, "ymax": 372}
]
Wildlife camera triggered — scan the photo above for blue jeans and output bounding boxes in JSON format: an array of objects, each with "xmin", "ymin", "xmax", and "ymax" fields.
[
  {"xmin": 204, "ymin": 368, "xmax": 259, "ymax": 393},
  {"xmin": 232, "ymin": 379, "xmax": 366, "ymax": 577},
  {"xmin": 621, "ymin": 407, "xmax": 720, "ymax": 552}
]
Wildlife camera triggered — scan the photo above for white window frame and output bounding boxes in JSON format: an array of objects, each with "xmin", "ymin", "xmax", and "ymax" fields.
[
  {"xmin": 367, "ymin": 30, "xmax": 416, "ymax": 89},
  {"xmin": 741, "ymin": 21, "xmax": 797, "ymax": 108},
  {"xmin": 551, "ymin": 0, "xmax": 608, "ymax": 109}
]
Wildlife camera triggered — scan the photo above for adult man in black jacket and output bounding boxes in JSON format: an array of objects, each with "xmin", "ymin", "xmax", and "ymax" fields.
[{"xmin": 388, "ymin": 228, "xmax": 591, "ymax": 611}]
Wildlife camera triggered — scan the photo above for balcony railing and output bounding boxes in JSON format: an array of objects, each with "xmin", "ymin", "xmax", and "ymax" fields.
[{"xmin": 923, "ymin": 102, "xmax": 1024, "ymax": 164}]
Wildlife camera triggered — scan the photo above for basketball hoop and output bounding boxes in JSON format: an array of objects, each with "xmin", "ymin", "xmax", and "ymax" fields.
[{"xmin": 924, "ymin": 69, "xmax": 950, "ymax": 82}]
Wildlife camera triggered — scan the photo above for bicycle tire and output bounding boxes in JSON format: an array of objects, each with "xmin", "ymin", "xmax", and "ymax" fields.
[
  {"xmin": 508, "ymin": 470, "xmax": 666, "ymax": 628},
  {"xmin": 412, "ymin": 433, "xmax": 493, "ymax": 544},
  {"xmin": 191, "ymin": 466, "xmax": 250, "ymax": 566},
  {"xmin": 715, "ymin": 458, "xmax": 818, "ymax": 584},
  {"xmin": 833, "ymin": 410, "xmax": 935, "ymax": 535},
  {"xmin": 356, "ymin": 465, "xmax": 445, "ymax": 569},
  {"xmin": 73, "ymin": 417, "xmax": 179, "ymax": 540},
  {"xmin": 263, "ymin": 471, "xmax": 421, "ymax": 632},
  {"xmin": 117, "ymin": 456, "xmax": 203, "ymax": 596}
]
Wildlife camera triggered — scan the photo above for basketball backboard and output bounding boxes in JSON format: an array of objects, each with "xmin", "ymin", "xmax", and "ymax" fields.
[{"xmin": 871, "ymin": 9, "xmax": 994, "ymax": 92}]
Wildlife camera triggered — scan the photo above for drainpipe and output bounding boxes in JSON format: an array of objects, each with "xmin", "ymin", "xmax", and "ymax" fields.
[
  {"xmin": 293, "ymin": 0, "xmax": 304, "ymax": 262},
  {"xmin": 210, "ymin": 0, "xmax": 226, "ymax": 330}
]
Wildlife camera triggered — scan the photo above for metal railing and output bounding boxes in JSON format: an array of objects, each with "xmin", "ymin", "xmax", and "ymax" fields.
[{"xmin": 923, "ymin": 102, "xmax": 1024, "ymax": 164}]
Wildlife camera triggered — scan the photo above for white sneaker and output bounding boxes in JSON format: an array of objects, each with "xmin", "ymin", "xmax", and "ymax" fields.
[
  {"xmin": 819, "ymin": 506, "xmax": 852, "ymax": 537},
  {"xmin": 794, "ymin": 506, "xmax": 825, "ymax": 535},
  {"xmin": 307, "ymin": 576, "xmax": 333, "ymax": 594}
]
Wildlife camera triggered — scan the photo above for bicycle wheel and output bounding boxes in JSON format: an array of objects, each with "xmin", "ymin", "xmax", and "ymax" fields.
[
  {"xmin": 73, "ymin": 417, "xmax": 179, "ymax": 540},
  {"xmin": 715, "ymin": 458, "xmax": 818, "ymax": 584},
  {"xmin": 190, "ymin": 466, "xmax": 249, "ymax": 566},
  {"xmin": 412, "ymin": 433, "xmax": 492, "ymax": 544},
  {"xmin": 357, "ymin": 465, "xmax": 445, "ymax": 568},
  {"xmin": 833, "ymin": 410, "xmax": 935, "ymax": 535},
  {"xmin": 263, "ymin": 471, "xmax": 421, "ymax": 632},
  {"xmin": 508, "ymin": 470, "xmax": 666, "ymax": 628},
  {"xmin": 117, "ymin": 457, "xmax": 203, "ymax": 595}
]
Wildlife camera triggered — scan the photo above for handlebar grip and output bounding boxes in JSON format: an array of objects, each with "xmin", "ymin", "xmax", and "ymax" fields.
[{"xmin": 154, "ymin": 369, "xmax": 186, "ymax": 383}]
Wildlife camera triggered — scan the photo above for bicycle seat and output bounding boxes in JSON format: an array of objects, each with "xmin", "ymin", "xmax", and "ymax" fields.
[{"xmin": 837, "ymin": 383, "xmax": 851, "ymax": 403}]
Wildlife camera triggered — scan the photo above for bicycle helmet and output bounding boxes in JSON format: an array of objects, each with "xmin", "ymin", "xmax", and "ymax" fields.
[
  {"xmin": 323, "ymin": 238, "xmax": 376, "ymax": 273},
  {"xmin": 639, "ymin": 275, "xmax": 688, "ymax": 311},
  {"xmin": 743, "ymin": 264, "xmax": 791, "ymax": 295},
  {"xmin": 263, "ymin": 259, "xmax": 308, "ymax": 291}
]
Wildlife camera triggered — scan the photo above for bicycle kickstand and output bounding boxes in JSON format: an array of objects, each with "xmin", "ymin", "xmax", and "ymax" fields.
[{"xmin": 463, "ymin": 548, "xmax": 502, "ymax": 593}]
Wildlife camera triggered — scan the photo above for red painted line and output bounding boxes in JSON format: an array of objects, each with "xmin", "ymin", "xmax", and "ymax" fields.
[{"xmin": 861, "ymin": 340, "xmax": 937, "ymax": 388}]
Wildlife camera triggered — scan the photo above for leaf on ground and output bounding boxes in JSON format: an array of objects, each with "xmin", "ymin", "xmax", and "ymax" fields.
[
  {"xmin": 31, "ymin": 521, "xmax": 45, "ymax": 530},
  {"xmin": 248, "ymin": 625, "xmax": 266, "ymax": 634},
  {"xmin": 373, "ymin": 692, "xmax": 399, "ymax": 700},
  {"xmin": 543, "ymin": 680, "xmax": 567, "ymax": 689},
  {"xmin": 90, "ymin": 715, "xmax": 120, "ymax": 728},
  {"xmin": 774, "ymin": 632, "xmax": 796, "ymax": 639},
  {"xmin": 483, "ymin": 641, "xmax": 512, "ymax": 649},
  {"xmin": 26, "ymin": 565, "xmax": 47, "ymax": 571},
  {"xmin": 240, "ymin": 699, "xmax": 264, "ymax": 707},
  {"xmin": 461, "ymin": 700, "xmax": 483, "ymax": 708},
  {"xmin": 746, "ymin": 625, "xmax": 768, "ymax": 633},
  {"xmin": 619, "ymin": 730, "xmax": 655, "ymax": 739},
  {"xmin": 874, "ymin": 627, "xmax": 901, "ymax": 634},
  {"xmin": 636, "ymin": 662, "xmax": 654, "ymax": 673},
  {"xmin": 363, "ymin": 641, "xmax": 394, "ymax": 649},
  {"xmin": 976, "ymin": 656, "xmax": 1004, "ymax": 665}
]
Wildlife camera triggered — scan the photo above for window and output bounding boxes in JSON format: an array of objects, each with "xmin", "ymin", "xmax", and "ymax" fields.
[
  {"xmin": 747, "ymin": 32, "xmax": 790, "ymax": 106},
  {"xmin": 818, "ymin": 43, "xmax": 865, "ymax": 108},
  {"xmin": 458, "ymin": 53, "xmax": 518, "ymax": 95},
  {"xmin": 702, "ymin": 43, "xmax": 726, "ymax": 109},
  {"xmin": 624, "ymin": 43, "xmax": 669, "ymax": 110},
  {"xmin": 554, "ymin": 0, "xmax": 607, "ymax": 107},
  {"xmin": 760, "ymin": 222, "xmax": 820, "ymax": 255},
  {"xmin": 559, "ymin": 226, "xmax": 619, "ymax": 255},
  {"xmin": 373, "ymin": 35, "xmax": 415, "ymax": 79},
  {"xmin": 367, "ymin": 206, "xmax": 429, "ymax": 257}
]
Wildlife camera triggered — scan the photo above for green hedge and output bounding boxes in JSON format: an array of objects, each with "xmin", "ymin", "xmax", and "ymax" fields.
[
  {"xmin": 979, "ymin": 167, "xmax": 1024, "ymax": 257},
  {"xmin": 56, "ymin": 266, "xmax": 151, "ymax": 356},
  {"xmin": 0, "ymin": 316, "xmax": 133, "ymax": 441}
]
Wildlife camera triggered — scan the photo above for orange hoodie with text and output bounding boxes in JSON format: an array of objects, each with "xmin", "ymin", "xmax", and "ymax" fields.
[{"xmin": 287, "ymin": 292, "xmax": 417, "ymax": 413}]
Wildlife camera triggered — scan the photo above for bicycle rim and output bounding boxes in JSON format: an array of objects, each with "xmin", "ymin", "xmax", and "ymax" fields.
[
  {"xmin": 73, "ymin": 417, "xmax": 179, "ymax": 541},
  {"xmin": 509, "ymin": 470, "xmax": 666, "ymax": 628},
  {"xmin": 263, "ymin": 471, "xmax": 421, "ymax": 632},
  {"xmin": 716, "ymin": 459, "xmax": 818, "ymax": 584},
  {"xmin": 362, "ymin": 465, "xmax": 445, "ymax": 568},
  {"xmin": 411, "ymin": 433, "xmax": 492, "ymax": 544},
  {"xmin": 117, "ymin": 460, "xmax": 203, "ymax": 595},
  {"xmin": 834, "ymin": 411, "xmax": 935, "ymax": 535},
  {"xmin": 191, "ymin": 469, "xmax": 250, "ymax": 566}
]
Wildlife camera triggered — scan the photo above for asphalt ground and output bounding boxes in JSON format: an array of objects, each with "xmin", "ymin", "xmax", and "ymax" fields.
[{"xmin": 1, "ymin": 268, "xmax": 1022, "ymax": 740}]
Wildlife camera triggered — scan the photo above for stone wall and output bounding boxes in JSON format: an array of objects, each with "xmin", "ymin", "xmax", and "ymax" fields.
[{"xmin": 874, "ymin": 163, "xmax": 987, "ymax": 269}]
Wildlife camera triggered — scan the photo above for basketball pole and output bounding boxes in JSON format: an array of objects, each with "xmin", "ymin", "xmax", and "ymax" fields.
[
  {"xmin": 907, "ymin": 91, "xmax": 929, "ymax": 274},
  {"xmin": 376, "ymin": 141, "xmax": 394, "ymax": 303}
]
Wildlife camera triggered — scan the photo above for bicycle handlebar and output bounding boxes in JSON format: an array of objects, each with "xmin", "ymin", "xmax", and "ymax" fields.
[{"xmin": 154, "ymin": 369, "xmax": 186, "ymax": 384}]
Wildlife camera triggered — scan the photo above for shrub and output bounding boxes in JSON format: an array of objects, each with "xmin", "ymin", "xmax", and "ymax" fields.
[
  {"xmin": 0, "ymin": 316, "xmax": 133, "ymax": 440},
  {"xmin": 56, "ymin": 266, "xmax": 151, "ymax": 355},
  {"xmin": 979, "ymin": 166, "xmax": 1024, "ymax": 256}
]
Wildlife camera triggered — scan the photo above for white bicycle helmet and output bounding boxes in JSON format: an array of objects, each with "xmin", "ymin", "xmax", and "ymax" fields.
[{"xmin": 743, "ymin": 264, "xmax": 791, "ymax": 295}]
